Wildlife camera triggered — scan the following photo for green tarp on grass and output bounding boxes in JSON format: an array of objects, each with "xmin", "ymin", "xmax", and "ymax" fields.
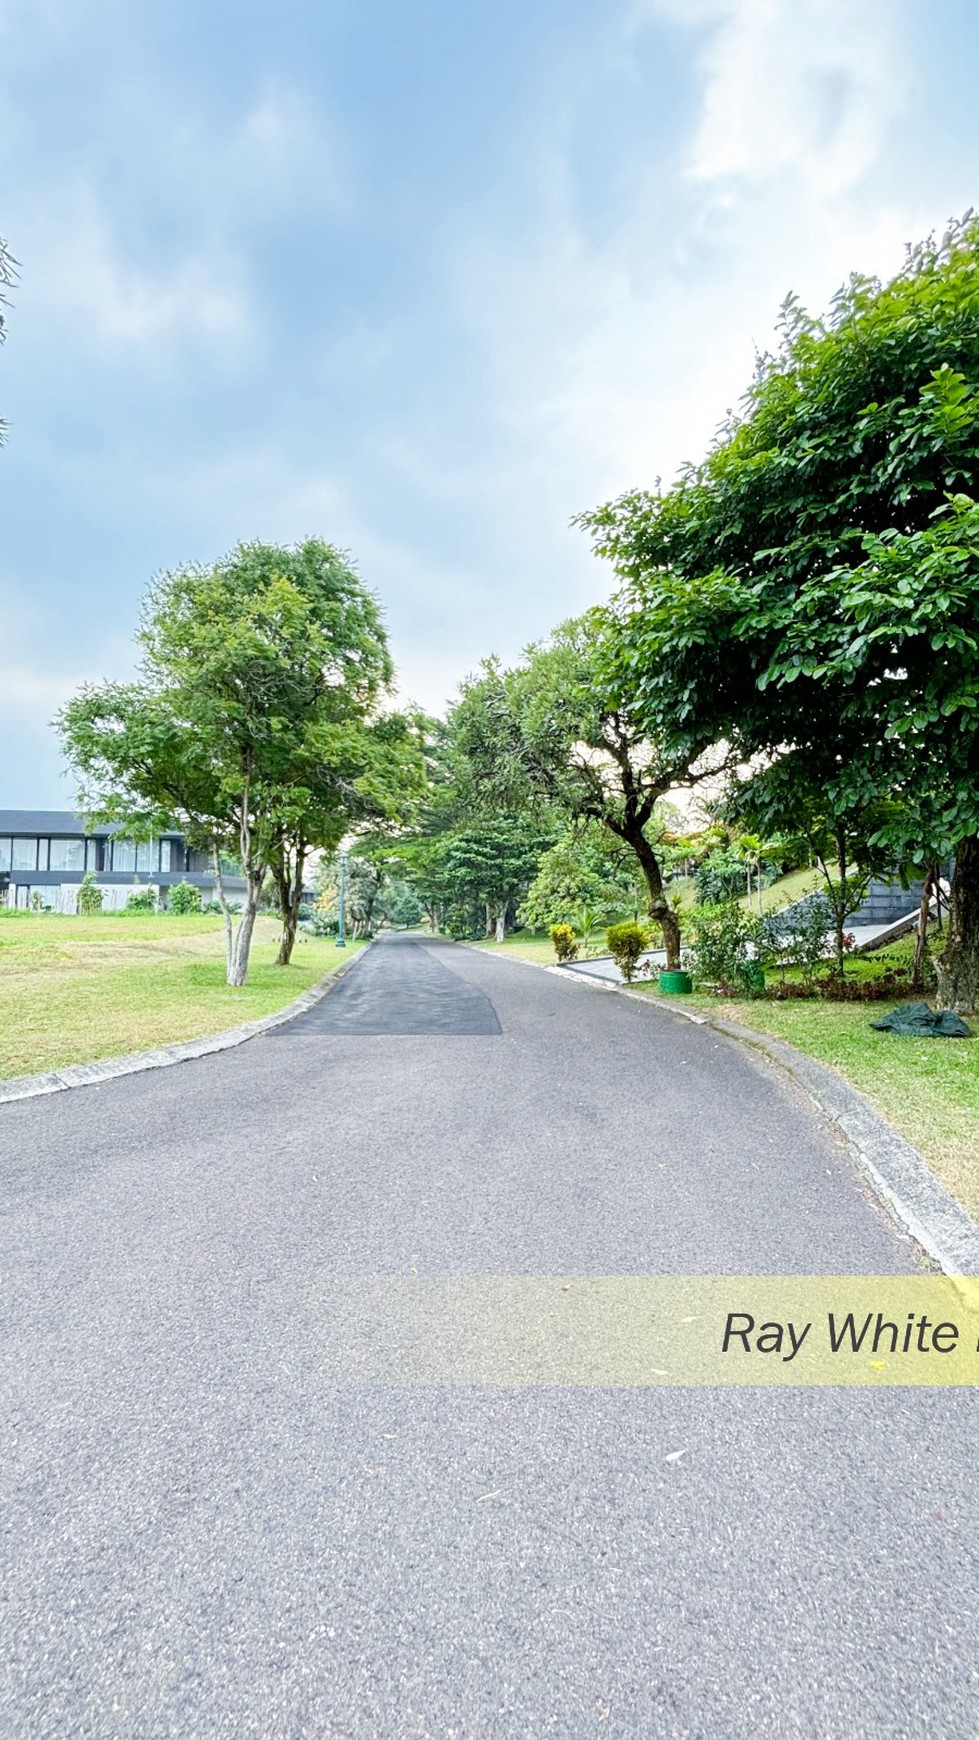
[{"xmin": 871, "ymin": 1000, "xmax": 973, "ymax": 1039}]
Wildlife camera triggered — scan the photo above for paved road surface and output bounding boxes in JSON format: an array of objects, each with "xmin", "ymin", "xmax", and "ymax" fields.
[{"xmin": 2, "ymin": 935, "xmax": 978, "ymax": 1737}]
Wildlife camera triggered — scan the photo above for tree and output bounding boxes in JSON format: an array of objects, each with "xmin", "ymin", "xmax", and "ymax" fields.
[
  {"xmin": 764, "ymin": 499, "xmax": 979, "ymax": 1006},
  {"xmin": 77, "ymin": 871, "xmax": 103, "ymax": 915},
  {"xmin": 580, "ymin": 215, "xmax": 979, "ymax": 1007},
  {"xmin": 452, "ymin": 618, "xmax": 728, "ymax": 968},
  {"xmin": 723, "ymin": 755, "xmax": 898, "ymax": 977},
  {"xmin": 168, "ymin": 880, "xmax": 202, "ymax": 915},
  {"xmin": 59, "ymin": 539, "xmax": 408, "ymax": 985},
  {"xmin": 519, "ymin": 823, "xmax": 642, "ymax": 932},
  {"xmin": 268, "ymin": 705, "xmax": 424, "ymax": 966},
  {"xmin": 437, "ymin": 819, "xmax": 548, "ymax": 940}
]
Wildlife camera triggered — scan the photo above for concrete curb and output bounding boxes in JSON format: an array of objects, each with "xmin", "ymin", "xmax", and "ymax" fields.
[
  {"xmin": 0, "ymin": 947, "xmax": 366, "ymax": 1107},
  {"xmin": 465, "ymin": 944, "xmax": 979, "ymax": 1277}
]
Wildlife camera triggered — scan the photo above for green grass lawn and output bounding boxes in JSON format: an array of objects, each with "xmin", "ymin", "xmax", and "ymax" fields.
[{"xmin": 0, "ymin": 911, "xmax": 359, "ymax": 1080}]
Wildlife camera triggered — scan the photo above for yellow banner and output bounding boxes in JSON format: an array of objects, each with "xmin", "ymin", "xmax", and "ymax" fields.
[{"xmin": 309, "ymin": 1276, "xmax": 979, "ymax": 1385}]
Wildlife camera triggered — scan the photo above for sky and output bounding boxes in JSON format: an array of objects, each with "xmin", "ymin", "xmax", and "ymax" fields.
[{"xmin": 2, "ymin": 0, "xmax": 979, "ymax": 805}]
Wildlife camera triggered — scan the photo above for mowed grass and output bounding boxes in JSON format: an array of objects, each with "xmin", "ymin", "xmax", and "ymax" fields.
[{"xmin": 0, "ymin": 912, "xmax": 359, "ymax": 1080}]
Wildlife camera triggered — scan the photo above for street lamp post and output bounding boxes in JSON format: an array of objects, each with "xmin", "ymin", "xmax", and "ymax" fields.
[{"xmin": 336, "ymin": 850, "xmax": 348, "ymax": 948}]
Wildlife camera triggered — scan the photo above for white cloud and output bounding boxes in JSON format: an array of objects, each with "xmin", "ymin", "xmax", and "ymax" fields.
[
  {"xmin": 684, "ymin": 0, "xmax": 908, "ymax": 195},
  {"xmin": 448, "ymin": 0, "xmax": 925, "ymax": 547},
  {"xmin": 25, "ymin": 187, "xmax": 249, "ymax": 351},
  {"xmin": 0, "ymin": 665, "xmax": 80, "ymax": 712}
]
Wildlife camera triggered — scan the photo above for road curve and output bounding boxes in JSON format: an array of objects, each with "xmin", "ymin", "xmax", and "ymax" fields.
[{"xmin": 2, "ymin": 934, "xmax": 977, "ymax": 1738}]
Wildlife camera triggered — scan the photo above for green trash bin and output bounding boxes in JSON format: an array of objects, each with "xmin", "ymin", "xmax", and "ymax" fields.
[{"xmin": 658, "ymin": 969, "xmax": 693, "ymax": 995}]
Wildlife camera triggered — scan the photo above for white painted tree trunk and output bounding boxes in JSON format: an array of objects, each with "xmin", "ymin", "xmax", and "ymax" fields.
[{"xmin": 495, "ymin": 903, "xmax": 507, "ymax": 943}]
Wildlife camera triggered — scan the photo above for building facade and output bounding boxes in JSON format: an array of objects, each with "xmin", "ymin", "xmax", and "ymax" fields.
[{"xmin": 0, "ymin": 812, "xmax": 247, "ymax": 911}]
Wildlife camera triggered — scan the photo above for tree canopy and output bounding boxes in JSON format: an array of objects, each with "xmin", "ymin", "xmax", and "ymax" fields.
[
  {"xmin": 580, "ymin": 215, "xmax": 979, "ymax": 1008},
  {"xmin": 60, "ymin": 538, "xmax": 422, "ymax": 983},
  {"xmin": 451, "ymin": 615, "xmax": 728, "ymax": 966}
]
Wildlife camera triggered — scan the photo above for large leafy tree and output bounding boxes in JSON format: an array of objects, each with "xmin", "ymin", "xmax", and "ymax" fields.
[
  {"xmin": 379, "ymin": 719, "xmax": 548, "ymax": 939},
  {"xmin": 582, "ymin": 215, "xmax": 979, "ymax": 1008},
  {"xmin": 518, "ymin": 823, "xmax": 643, "ymax": 934},
  {"xmin": 452, "ymin": 616, "xmax": 728, "ymax": 967},
  {"xmin": 60, "ymin": 539, "xmax": 417, "ymax": 984}
]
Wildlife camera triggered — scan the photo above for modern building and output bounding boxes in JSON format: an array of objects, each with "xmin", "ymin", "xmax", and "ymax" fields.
[{"xmin": 0, "ymin": 811, "xmax": 247, "ymax": 912}]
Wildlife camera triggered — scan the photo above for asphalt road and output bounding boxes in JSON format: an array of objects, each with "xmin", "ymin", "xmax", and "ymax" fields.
[{"xmin": 2, "ymin": 934, "xmax": 978, "ymax": 1738}]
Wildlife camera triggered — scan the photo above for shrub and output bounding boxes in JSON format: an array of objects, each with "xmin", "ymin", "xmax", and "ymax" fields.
[
  {"xmin": 301, "ymin": 909, "xmax": 336, "ymax": 937},
  {"xmin": 168, "ymin": 880, "xmax": 202, "ymax": 915},
  {"xmin": 125, "ymin": 887, "xmax": 157, "ymax": 913},
  {"xmin": 766, "ymin": 895, "xmax": 834, "ymax": 987},
  {"xmin": 685, "ymin": 903, "xmax": 772, "ymax": 995},
  {"xmin": 77, "ymin": 872, "xmax": 104, "ymax": 915},
  {"xmin": 550, "ymin": 923, "xmax": 579, "ymax": 962},
  {"xmin": 606, "ymin": 919, "xmax": 651, "ymax": 983},
  {"xmin": 695, "ymin": 850, "xmax": 749, "ymax": 906}
]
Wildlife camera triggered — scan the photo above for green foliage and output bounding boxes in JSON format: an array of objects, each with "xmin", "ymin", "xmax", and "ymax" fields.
[
  {"xmin": 59, "ymin": 538, "xmax": 419, "ymax": 984},
  {"xmin": 695, "ymin": 849, "xmax": 751, "ymax": 905},
  {"xmin": 549, "ymin": 923, "xmax": 579, "ymax": 962},
  {"xmin": 77, "ymin": 871, "xmax": 104, "ymax": 915},
  {"xmin": 605, "ymin": 919, "xmax": 652, "ymax": 983},
  {"xmin": 167, "ymin": 880, "xmax": 202, "ymax": 915},
  {"xmin": 378, "ymin": 877, "xmax": 423, "ymax": 929},
  {"xmin": 519, "ymin": 825, "xmax": 640, "ymax": 933},
  {"xmin": 767, "ymin": 896, "xmax": 835, "ymax": 988},
  {"xmin": 581, "ymin": 215, "xmax": 979, "ymax": 1007},
  {"xmin": 684, "ymin": 904, "xmax": 771, "ymax": 995},
  {"xmin": 124, "ymin": 887, "xmax": 157, "ymax": 913},
  {"xmin": 451, "ymin": 619, "xmax": 723, "ymax": 966}
]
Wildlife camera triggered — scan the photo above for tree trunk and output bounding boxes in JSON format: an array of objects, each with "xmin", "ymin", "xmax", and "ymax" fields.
[
  {"xmin": 936, "ymin": 837, "xmax": 979, "ymax": 1013},
  {"xmin": 274, "ymin": 841, "xmax": 306, "ymax": 966},
  {"xmin": 495, "ymin": 900, "xmax": 507, "ymax": 943},
  {"xmin": 213, "ymin": 844, "xmax": 234, "ymax": 979},
  {"xmin": 833, "ymin": 829, "xmax": 848, "ymax": 979},
  {"xmin": 228, "ymin": 871, "xmax": 263, "ymax": 987},
  {"xmin": 626, "ymin": 825, "xmax": 680, "ymax": 969},
  {"xmin": 912, "ymin": 865, "xmax": 935, "ymax": 989},
  {"xmin": 485, "ymin": 901, "xmax": 494, "ymax": 938}
]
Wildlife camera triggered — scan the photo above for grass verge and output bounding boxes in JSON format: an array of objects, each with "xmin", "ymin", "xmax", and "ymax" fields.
[{"xmin": 0, "ymin": 912, "xmax": 359, "ymax": 1080}]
